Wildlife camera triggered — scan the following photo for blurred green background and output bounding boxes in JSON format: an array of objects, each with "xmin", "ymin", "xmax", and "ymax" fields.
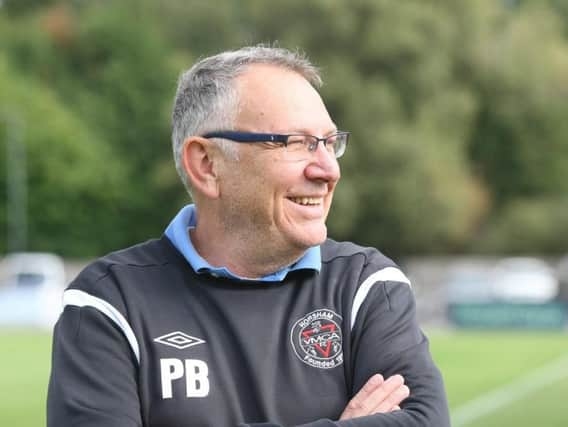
[
  {"xmin": 1, "ymin": 0, "xmax": 568, "ymax": 426},
  {"xmin": 2, "ymin": 330, "xmax": 567, "ymax": 427},
  {"xmin": 2, "ymin": 0, "xmax": 568, "ymax": 258}
]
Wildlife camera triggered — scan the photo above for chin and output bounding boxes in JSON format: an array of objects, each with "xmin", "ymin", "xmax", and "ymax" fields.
[{"xmin": 293, "ymin": 226, "xmax": 327, "ymax": 249}]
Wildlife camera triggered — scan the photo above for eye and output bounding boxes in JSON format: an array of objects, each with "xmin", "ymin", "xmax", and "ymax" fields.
[
  {"xmin": 261, "ymin": 141, "xmax": 285, "ymax": 150},
  {"xmin": 325, "ymin": 135, "xmax": 339, "ymax": 152},
  {"xmin": 286, "ymin": 135, "xmax": 310, "ymax": 152}
]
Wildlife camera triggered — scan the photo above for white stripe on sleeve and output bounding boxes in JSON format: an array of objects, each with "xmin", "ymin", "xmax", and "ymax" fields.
[
  {"xmin": 350, "ymin": 267, "xmax": 411, "ymax": 330},
  {"xmin": 63, "ymin": 289, "xmax": 140, "ymax": 364}
]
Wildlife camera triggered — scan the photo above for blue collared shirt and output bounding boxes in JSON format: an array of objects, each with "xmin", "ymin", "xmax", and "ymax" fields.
[{"xmin": 164, "ymin": 204, "xmax": 321, "ymax": 282}]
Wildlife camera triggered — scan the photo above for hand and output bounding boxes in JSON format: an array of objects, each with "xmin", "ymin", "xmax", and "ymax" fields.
[{"xmin": 339, "ymin": 374, "xmax": 410, "ymax": 420}]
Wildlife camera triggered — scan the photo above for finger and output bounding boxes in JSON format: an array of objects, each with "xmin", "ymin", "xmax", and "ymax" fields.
[
  {"xmin": 339, "ymin": 374, "xmax": 384, "ymax": 420},
  {"xmin": 373, "ymin": 384, "xmax": 410, "ymax": 413},
  {"xmin": 342, "ymin": 375, "xmax": 405, "ymax": 419},
  {"xmin": 391, "ymin": 405, "xmax": 401, "ymax": 412},
  {"xmin": 357, "ymin": 374, "xmax": 404, "ymax": 415}
]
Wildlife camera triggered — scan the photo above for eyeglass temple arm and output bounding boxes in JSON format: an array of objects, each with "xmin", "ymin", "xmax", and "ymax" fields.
[{"xmin": 202, "ymin": 131, "xmax": 289, "ymax": 144}]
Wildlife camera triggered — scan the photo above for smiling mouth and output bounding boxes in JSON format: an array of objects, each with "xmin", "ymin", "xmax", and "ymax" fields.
[{"xmin": 288, "ymin": 197, "xmax": 323, "ymax": 206}]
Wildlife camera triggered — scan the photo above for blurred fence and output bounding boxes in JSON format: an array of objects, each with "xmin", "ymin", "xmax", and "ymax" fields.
[
  {"xmin": 1, "ymin": 255, "xmax": 567, "ymax": 331},
  {"xmin": 403, "ymin": 256, "xmax": 568, "ymax": 328},
  {"xmin": 63, "ymin": 256, "xmax": 568, "ymax": 329}
]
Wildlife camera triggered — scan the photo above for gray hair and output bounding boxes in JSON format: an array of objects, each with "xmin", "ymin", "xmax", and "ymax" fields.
[{"xmin": 171, "ymin": 45, "xmax": 322, "ymax": 196}]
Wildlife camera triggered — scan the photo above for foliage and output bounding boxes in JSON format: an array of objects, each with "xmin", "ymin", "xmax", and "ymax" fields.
[
  {"xmin": 0, "ymin": 56, "xmax": 128, "ymax": 255},
  {"xmin": 1, "ymin": 0, "xmax": 567, "ymax": 256},
  {"xmin": 1, "ymin": 1, "xmax": 184, "ymax": 255},
  {"xmin": 472, "ymin": 197, "xmax": 568, "ymax": 254},
  {"xmin": 467, "ymin": 2, "xmax": 568, "ymax": 203}
]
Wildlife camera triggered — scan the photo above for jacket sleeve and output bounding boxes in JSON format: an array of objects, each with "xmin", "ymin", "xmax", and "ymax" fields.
[
  {"xmin": 344, "ymin": 278, "xmax": 451, "ymax": 427},
  {"xmin": 47, "ymin": 305, "xmax": 142, "ymax": 427},
  {"xmin": 241, "ymin": 277, "xmax": 450, "ymax": 427}
]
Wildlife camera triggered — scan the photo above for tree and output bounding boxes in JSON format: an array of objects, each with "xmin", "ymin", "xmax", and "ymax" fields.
[
  {"xmin": 0, "ymin": 55, "xmax": 127, "ymax": 255},
  {"xmin": 2, "ymin": 0, "xmax": 568, "ymax": 256}
]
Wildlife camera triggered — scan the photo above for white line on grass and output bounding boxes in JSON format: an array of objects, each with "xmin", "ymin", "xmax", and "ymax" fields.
[{"xmin": 451, "ymin": 353, "xmax": 568, "ymax": 427}]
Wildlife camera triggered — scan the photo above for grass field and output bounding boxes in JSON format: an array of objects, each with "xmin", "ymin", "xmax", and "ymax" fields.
[
  {"xmin": 1, "ymin": 330, "xmax": 567, "ymax": 426},
  {"xmin": 429, "ymin": 331, "xmax": 568, "ymax": 426}
]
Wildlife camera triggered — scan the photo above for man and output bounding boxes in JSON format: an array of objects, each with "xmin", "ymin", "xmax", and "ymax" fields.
[{"xmin": 48, "ymin": 46, "xmax": 450, "ymax": 427}]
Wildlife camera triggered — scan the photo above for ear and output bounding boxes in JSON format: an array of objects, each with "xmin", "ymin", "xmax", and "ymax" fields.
[{"xmin": 182, "ymin": 137, "xmax": 221, "ymax": 199}]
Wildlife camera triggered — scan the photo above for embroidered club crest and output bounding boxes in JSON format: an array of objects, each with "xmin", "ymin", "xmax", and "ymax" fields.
[{"xmin": 290, "ymin": 309, "xmax": 343, "ymax": 369}]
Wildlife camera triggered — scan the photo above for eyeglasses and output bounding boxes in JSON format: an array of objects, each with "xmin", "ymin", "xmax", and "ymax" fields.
[{"xmin": 202, "ymin": 131, "xmax": 349, "ymax": 159}]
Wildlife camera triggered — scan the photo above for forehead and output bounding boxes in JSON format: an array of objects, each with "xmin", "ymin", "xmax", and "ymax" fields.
[{"xmin": 234, "ymin": 64, "xmax": 335, "ymax": 134}]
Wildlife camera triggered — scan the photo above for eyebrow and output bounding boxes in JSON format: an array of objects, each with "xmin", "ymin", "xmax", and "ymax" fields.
[{"xmin": 286, "ymin": 126, "xmax": 338, "ymax": 136}]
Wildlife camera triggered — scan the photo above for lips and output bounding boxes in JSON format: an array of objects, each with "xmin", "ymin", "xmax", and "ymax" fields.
[{"xmin": 288, "ymin": 196, "xmax": 323, "ymax": 206}]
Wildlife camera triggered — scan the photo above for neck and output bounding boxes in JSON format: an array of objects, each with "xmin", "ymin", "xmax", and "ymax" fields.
[{"xmin": 190, "ymin": 224, "xmax": 305, "ymax": 279}]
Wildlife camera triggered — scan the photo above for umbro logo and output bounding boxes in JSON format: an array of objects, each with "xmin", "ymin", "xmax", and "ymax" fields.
[{"xmin": 154, "ymin": 331, "xmax": 206, "ymax": 350}]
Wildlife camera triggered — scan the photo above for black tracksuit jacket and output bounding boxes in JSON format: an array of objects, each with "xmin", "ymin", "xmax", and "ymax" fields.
[{"xmin": 47, "ymin": 237, "xmax": 450, "ymax": 427}]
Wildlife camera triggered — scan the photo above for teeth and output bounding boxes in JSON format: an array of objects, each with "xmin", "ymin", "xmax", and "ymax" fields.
[{"xmin": 290, "ymin": 197, "xmax": 322, "ymax": 206}]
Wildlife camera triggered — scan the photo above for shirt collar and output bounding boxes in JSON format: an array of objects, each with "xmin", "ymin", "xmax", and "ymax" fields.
[{"xmin": 164, "ymin": 204, "xmax": 321, "ymax": 282}]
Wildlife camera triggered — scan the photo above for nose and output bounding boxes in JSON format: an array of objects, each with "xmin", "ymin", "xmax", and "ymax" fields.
[{"xmin": 304, "ymin": 142, "xmax": 341, "ymax": 183}]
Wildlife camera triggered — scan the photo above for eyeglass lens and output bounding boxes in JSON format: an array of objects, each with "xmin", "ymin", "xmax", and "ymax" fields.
[{"xmin": 285, "ymin": 134, "xmax": 346, "ymax": 158}]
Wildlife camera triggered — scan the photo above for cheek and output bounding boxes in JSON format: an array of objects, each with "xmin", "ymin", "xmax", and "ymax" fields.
[{"xmin": 234, "ymin": 154, "xmax": 302, "ymax": 213}]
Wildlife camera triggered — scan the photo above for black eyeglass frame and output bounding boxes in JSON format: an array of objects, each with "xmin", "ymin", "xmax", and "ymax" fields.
[{"xmin": 201, "ymin": 130, "xmax": 350, "ymax": 158}]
